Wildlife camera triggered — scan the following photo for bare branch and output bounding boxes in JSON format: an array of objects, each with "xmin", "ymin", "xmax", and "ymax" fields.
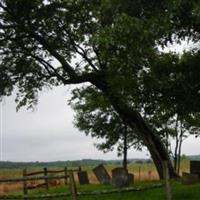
[
  {"xmin": 75, "ymin": 44, "xmax": 99, "ymax": 72},
  {"xmin": 25, "ymin": 31, "xmax": 77, "ymax": 78},
  {"xmin": 63, "ymin": 28, "xmax": 99, "ymax": 72},
  {"xmin": 31, "ymin": 55, "xmax": 68, "ymax": 84}
]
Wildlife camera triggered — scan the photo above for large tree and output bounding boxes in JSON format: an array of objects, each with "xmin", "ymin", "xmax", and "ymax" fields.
[{"xmin": 0, "ymin": 0, "xmax": 199, "ymax": 178}]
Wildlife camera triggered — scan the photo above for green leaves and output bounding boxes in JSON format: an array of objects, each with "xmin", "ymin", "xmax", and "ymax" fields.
[{"xmin": 69, "ymin": 86, "xmax": 140, "ymax": 156}]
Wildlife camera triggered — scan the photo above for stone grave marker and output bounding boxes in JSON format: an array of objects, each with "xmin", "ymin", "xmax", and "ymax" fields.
[
  {"xmin": 190, "ymin": 161, "xmax": 200, "ymax": 176},
  {"xmin": 93, "ymin": 164, "xmax": 111, "ymax": 184},
  {"xmin": 182, "ymin": 172, "xmax": 199, "ymax": 184},
  {"xmin": 77, "ymin": 171, "xmax": 90, "ymax": 185},
  {"xmin": 128, "ymin": 173, "xmax": 134, "ymax": 185},
  {"xmin": 111, "ymin": 167, "xmax": 129, "ymax": 187}
]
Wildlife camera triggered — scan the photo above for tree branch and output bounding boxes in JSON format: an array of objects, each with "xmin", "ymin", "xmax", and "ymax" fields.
[
  {"xmin": 92, "ymin": 45, "xmax": 107, "ymax": 69},
  {"xmin": 25, "ymin": 31, "xmax": 77, "ymax": 78},
  {"xmin": 63, "ymin": 72, "xmax": 97, "ymax": 85},
  {"xmin": 0, "ymin": 3, "xmax": 106, "ymax": 88},
  {"xmin": 31, "ymin": 55, "xmax": 68, "ymax": 84},
  {"xmin": 66, "ymin": 31, "xmax": 99, "ymax": 72},
  {"xmin": 0, "ymin": 5, "xmax": 77, "ymax": 79}
]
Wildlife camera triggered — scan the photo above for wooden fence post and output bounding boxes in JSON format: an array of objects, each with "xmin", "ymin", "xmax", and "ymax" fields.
[
  {"xmin": 44, "ymin": 168, "xmax": 49, "ymax": 190},
  {"xmin": 148, "ymin": 170, "xmax": 152, "ymax": 180},
  {"xmin": 138, "ymin": 167, "xmax": 141, "ymax": 181},
  {"xmin": 64, "ymin": 167, "xmax": 68, "ymax": 185},
  {"xmin": 162, "ymin": 161, "xmax": 172, "ymax": 200},
  {"xmin": 69, "ymin": 170, "xmax": 77, "ymax": 200},
  {"xmin": 23, "ymin": 169, "xmax": 28, "ymax": 200}
]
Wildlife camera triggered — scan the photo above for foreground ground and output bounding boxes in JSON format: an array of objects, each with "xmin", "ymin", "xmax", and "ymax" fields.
[
  {"xmin": 75, "ymin": 181, "xmax": 200, "ymax": 200},
  {"xmin": 6, "ymin": 180, "xmax": 200, "ymax": 200}
]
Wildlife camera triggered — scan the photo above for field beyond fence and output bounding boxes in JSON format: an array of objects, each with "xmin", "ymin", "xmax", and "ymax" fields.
[{"xmin": 0, "ymin": 160, "xmax": 190, "ymax": 195}]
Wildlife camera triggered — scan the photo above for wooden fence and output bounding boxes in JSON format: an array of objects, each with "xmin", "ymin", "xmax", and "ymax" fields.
[
  {"xmin": 0, "ymin": 167, "xmax": 81, "ymax": 200},
  {"xmin": 0, "ymin": 164, "xmax": 168, "ymax": 200}
]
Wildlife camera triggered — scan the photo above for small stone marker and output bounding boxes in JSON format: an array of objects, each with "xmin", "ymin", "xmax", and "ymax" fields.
[
  {"xmin": 182, "ymin": 172, "xmax": 199, "ymax": 184},
  {"xmin": 77, "ymin": 171, "xmax": 90, "ymax": 185},
  {"xmin": 128, "ymin": 173, "xmax": 134, "ymax": 185},
  {"xmin": 111, "ymin": 167, "xmax": 129, "ymax": 187},
  {"xmin": 190, "ymin": 161, "xmax": 200, "ymax": 176},
  {"xmin": 93, "ymin": 164, "xmax": 111, "ymax": 184}
]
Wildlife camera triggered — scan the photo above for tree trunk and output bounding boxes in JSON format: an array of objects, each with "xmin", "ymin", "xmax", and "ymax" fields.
[
  {"xmin": 127, "ymin": 112, "xmax": 177, "ymax": 179},
  {"xmin": 91, "ymin": 78, "xmax": 177, "ymax": 179},
  {"xmin": 106, "ymin": 93, "xmax": 177, "ymax": 179},
  {"xmin": 122, "ymin": 124, "xmax": 128, "ymax": 170},
  {"xmin": 174, "ymin": 116, "xmax": 179, "ymax": 173},
  {"xmin": 177, "ymin": 121, "xmax": 184, "ymax": 175}
]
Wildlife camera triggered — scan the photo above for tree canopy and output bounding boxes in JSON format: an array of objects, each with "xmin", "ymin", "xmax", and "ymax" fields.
[{"xmin": 0, "ymin": 0, "xmax": 200, "ymax": 178}]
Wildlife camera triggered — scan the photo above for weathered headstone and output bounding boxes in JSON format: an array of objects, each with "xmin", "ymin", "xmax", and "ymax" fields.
[
  {"xmin": 77, "ymin": 171, "xmax": 90, "ymax": 185},
  {"xmin": 93, "ymin": 164, "xmax": 111, "ymax": 184},
  {"xmin": 190, "ymin": 161, "xmax": 200, "ymax": 176},
  {"xmin": 128, "ymin": 173, "xmax": 134, "ymax": 185},
  {"xmin": 182, "ymin": 172, "xmax": 199, "ymax": 184},
  {"xmin": 111, "ymin": 167, "xmax": 129, "ymax": 187}
]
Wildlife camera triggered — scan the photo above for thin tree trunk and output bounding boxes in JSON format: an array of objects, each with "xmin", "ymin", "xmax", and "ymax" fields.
[
  {"xmin": 174, "ymin": 116, "xmax": 179, "ymax": 173},
  {"xmin": 165, "ymin": 125, "xmax": 169, "ymax": 152},
  {"xmin": 177, "ymin": 121, "xmax": 184, "ymax": 175},
  {"xmin": 122, "ymin": 124, "xmax": 128, "ymax": 170}
]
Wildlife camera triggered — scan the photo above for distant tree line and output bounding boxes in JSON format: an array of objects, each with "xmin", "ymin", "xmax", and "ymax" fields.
[{"xmin": 0, "ymin": 158, "xmax": 159, "ymax": 169}]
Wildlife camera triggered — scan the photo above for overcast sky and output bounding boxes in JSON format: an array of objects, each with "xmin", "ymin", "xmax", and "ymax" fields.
[
  {"xmin": 0, "ymin": 84, "xmax": 199, "ymax": 162},
  {"xmin": 0, "ymin": 86, "xmax": 149, "ymax": 162}
]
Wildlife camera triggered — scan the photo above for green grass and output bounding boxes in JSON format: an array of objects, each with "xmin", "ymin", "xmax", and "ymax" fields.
[
  {"xmin": 9, "ymin": 180, "xmax": 200, "ymax": 200},
  {"xmin": 66, "ymin": 181, "xmax": 200, "ymax": 200}
]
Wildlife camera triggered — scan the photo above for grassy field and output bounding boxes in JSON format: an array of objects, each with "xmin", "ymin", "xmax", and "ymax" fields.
[
  {"xmin": 5, "ymin": 180, "xmax": 200, "ymax": 200},
  {"xmin": 77, "ymin": 182, "xmax": 200, "ymax": 200}
]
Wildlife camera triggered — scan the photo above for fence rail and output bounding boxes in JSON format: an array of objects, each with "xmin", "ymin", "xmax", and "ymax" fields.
[
  {"xmin": 0, "ymin": 184, "xmax": 164, "ymax": 199},
  {"xmin": 0, "ymin": 175, "xmax": 67, "ymax": 183},
  {"xmin": 0, "ymin": 192, "xmax": 71, "ymax": 199},
  {"xmin": 25, "ymin": 171, "xmax": 44, "ymax": 176},
  {"xmin": 25, "ymin": 168, "xmax": 80, "ymax": 175}
]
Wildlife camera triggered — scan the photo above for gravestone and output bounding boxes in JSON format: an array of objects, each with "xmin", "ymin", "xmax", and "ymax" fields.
[
  {"xmin": 190, "ymin": 161, "xmax": 200, "ymax": 176},
  {"xmin": 128, "ymin": 173, "xmax": 134, "ymax": 185},
  {"xmin": 77, "ymin": 171, "xmax": 89, "ymax": 185},
  {"xmin": 182, "ymin": 172, "xmax": 199, "ymax": 184},
  {"xmin": 93, "ymin": 164, "xmax": 111, "ymax": 184},
  {"xmin": 111, "ymin": 167, "xmax": 129, "ymax": 187}
]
